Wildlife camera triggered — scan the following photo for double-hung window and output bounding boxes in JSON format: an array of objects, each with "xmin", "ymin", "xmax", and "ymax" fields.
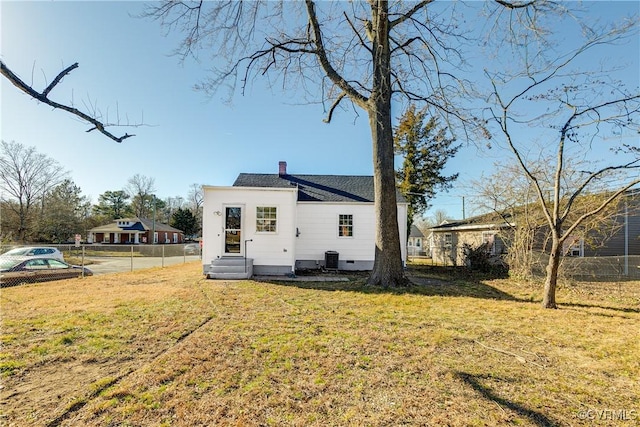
[
  {"xmin": 482, "ymin": 232, "xmax": 497, "ymax": 255},
  {"xmin": 338, "ymin": 214, "xmax": 353, "ymax": 237},
  {"xmin": 256, "ymin": 207, "xmax": 277, "ymax": 233},
  {"xmin": 563, "ymin": 235, "xmax": 584, "ymax": 257},
  {"xmin": 443, "ymin": 233, "xmax": 452, "ymax": 248}
]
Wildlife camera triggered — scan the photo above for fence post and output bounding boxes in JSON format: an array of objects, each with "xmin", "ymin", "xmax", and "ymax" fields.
[
  {"xmin": 162, "ymin": 245, "xmax": 165, "ymax": 268},
  {"xmin": 131, "ymin": 245, "xmax": 134, "ymax": 272},
  {"xmin": 624, "ymin": 203, "xmax": 629, "ymax": 276}
]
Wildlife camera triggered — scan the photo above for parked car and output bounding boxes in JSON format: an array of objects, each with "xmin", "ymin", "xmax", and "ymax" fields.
[
  {"xmin": 0, "ymin": 246, "xmax": 64, "ymax": 261},
  {"xmin": 0, "ymin": 258, "xmax": 92, "ymax": 286},
  {"xmin": 184, "ymin": 243, "xmax": 200, "ymax": 255}
]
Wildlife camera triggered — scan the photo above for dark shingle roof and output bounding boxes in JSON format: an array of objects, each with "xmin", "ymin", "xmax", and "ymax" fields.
[
  {"xmin": 428, "ymin": 212, "xmax": 514, "ymax": 231},
  {"xmin": 233, "ymin": 173, "xmax": 406, "ymax": 203},
  {"xmin": 137, "ymin": 218, "xmax": 184, "ymax": 233},
  {"xmin": 409, "ymin": 225, "xmax": 424, "ymax": 238},
  {"xmin": 89, "ymin": 218, "xmax": 184, "ymax": 234}
]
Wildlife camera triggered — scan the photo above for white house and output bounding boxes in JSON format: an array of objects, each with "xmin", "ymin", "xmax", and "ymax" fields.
[
  {"xmin": 407, "ymin": 224, "xmax": 427, "ymax": 257},
  {"xmin": 202, "ymin": 162, "xmax": 408, "ymax": 278}
]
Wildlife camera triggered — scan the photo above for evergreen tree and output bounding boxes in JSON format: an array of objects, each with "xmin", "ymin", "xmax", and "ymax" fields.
[
  {"xmin": 37, "ymin": 179, "xmax": 91, "ymax": 243},
  {"xmin": 93, "ymin": 190, "xmax": 132, "ymax": 220},
  {"xmin": 394, "ymin": 105, "xmax": 460, "ymax": 236},
  {"xmin": 170, "ymin": 207, "xmax": 199, "ymax": 238}
]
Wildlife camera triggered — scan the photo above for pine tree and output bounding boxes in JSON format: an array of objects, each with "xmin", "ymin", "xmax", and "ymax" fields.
[
  {"xmin": 394, "ymin": 105, "xmax": 460, "ymax": 236},
  {"xmin": 170, "ymin": 208, "xmax": 199, "ymax": 239}
]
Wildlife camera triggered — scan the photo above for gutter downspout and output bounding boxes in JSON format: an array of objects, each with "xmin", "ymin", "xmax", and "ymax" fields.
[{"xmin": 244, "ymin": 239, "xmax": 253, "ymax": 274}]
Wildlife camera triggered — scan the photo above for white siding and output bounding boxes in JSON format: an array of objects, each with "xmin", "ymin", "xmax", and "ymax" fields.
[
  {"xmin": 203, "ymin": 185, "xmax": 409, "ymax": 273},
  {"xmin": 296, "ymin": 202, "xmax": 408, "ymax": 264},
  {"xmin": 296, "ymin": 203, "xmax": 375, "ymax": 262},
  {"xmin": 202, "ymin": 186, "xmax": 297, "ymax": 270}
]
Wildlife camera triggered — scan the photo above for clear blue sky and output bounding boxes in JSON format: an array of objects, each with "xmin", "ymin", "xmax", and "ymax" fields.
[{"xmin": 1, "ymin": 1, "xmax": 638, "ymax": 221}]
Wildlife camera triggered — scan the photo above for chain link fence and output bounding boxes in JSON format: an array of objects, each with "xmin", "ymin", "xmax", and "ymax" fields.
[
  {"xmin": 548, "ymin": 255, "xmax": 640, "ymax": 280},
  {"xmin": 421, "ymin": 244, "xmax": 640, "ymax": 280},
  {"xmin": 0, "ymin": 243, "xmax": 201, "ymax": 287}
]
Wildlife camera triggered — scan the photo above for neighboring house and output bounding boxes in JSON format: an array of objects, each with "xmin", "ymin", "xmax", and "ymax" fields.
[
  {"xmin": 563, "ymin": 189, "xmax": 640, "ymax": 257},
  {"xmin": 88, "ymin": 217, "xmax": 185, "ymax": 244},
  {"xmin": 429, "ymin": 217, "xmax": 512, "ymax": 266},
  {"xmin": 202, "ymin": 161, "xmax": 408, "ymax": 278},
  {"xmin": 407, "ymin": 225, "xmax": 427, "ymax": 257},
  {"xmin": 429, "ymin": 188, "xmax": 640, "ymax": 265}
]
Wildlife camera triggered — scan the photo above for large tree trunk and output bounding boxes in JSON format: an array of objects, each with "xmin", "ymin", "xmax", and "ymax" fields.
[
  {"xmin": 542, "ymin": 239, "xmax": 562, "ymax": 309},
  {"xmin": 367, "ymin": 1, "xmax": 406, "ymax": 287},
  {"xmin": 17, "ymin": 202, "xmax": 28, "ymax": 243}
]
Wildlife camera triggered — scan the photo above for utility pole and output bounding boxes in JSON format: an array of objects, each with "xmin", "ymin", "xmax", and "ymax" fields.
[
  {"xmin": 462, "ymin": 196, "xmax": 466, "ymax": 220},
  {"xmin": 152, "ymin": 198, "xmax": 156, "ymax": 244}
]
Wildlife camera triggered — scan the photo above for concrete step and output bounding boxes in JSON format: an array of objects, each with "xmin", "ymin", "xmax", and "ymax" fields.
[
  {"xmin": 211, "ymin": 257, "xmax": 252, "ymax": 266},
  {"xmin": 206, "ymin": 271, "xmax": 253, "ymax": 280},
  {"xmin": 207, "ymin": 257, "xmax": 253, "ymax": 279}
]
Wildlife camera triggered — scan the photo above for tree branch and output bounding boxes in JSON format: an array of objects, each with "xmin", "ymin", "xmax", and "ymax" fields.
[
  {"xmin": 41, "ymin": 62, "xmax": 78, "ymax": 98},
  {"xmin": 323, "ymin": 92, "xmax": 346, "ymax": 123},
  {"xmin": 342, "ymin": 11, "xmax": 372, "ymax": 53},
  {"xmin": 561, "ymin": 179, "xmax": 640, "ymax": 243},
  {"xmin": 493, "ymin": 0, "xmax": 537, "ymax": 9},
  {"xmin": 1, "ymin": 60, "xmax": 135, "ymax": 143},
  {"xmin": 389, "ymin": 1, "xmax": 431, "ymax": 29},
  {"xmin": 304, "ymin": 0, "xmax": 368, "ymax": 110},
  {"xmin": 561, "ymin": 160, "xmax": 640, "ymax": 221}
]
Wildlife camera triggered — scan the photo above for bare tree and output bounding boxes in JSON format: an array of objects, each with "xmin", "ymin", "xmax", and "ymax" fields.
[
  {"xmin": 161, "ymin": 196, "xmax": 185, "ymax": 224},
  {"xmin": 470, "ymin": 160, "xmax": 625, "ymax": 280},
  {"xmin": 126, "ymin": 174, "xmax": 157, "ymax": 218},
  {"xmin": 432, "ymin": 209, "xmax": 453, "ymax": 227},
  {"xmin": 484, "ymin": 21, "xmax": 640, "ymax": 308},
  {"xmin": 1, "ymin": 61, "xmax": 137, "ymax": 143},
  {"xmin": 144, "ymin": 0, "xmax": 556, "ymax": 287},
  {"xmin": 187, "ymin": 183, "xmax": 203, "ymax": 212},
  {"xmin": 0, "ymin": 140, "xmax": 68, "ymax": 242},
  {"xmin": 470, "ymin": 162, "xmax": 544, "ymax": 279},
  {"xmin": 187, "ymin": 183, "xmax": 204, "ymax": 236}
]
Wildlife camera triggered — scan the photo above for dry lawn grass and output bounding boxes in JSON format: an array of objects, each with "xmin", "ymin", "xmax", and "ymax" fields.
[{"xmin": 1, "ymin": 262, "xmax": 638, "ymax": 426}]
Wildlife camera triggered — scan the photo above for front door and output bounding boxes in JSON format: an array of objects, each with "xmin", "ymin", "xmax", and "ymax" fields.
[{"xmin": 223, "ymin": 206, "xmax": 242, "ymax": 256}]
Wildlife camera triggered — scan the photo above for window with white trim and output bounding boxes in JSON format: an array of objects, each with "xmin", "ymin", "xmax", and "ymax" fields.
[
  {"xmin": 339, "ymin": 214, "xmax": 353, "ymax": 237},
  {"xmin": 256, "ymin": 207, "xmax": 277, "ymax": 233},
  {"xmin": 443, "ymin": 233, "xmax": 452, "ymax": 248},
  {"xmin": 482, "ymin": 232, "xmax": 497, "ymax": 255},
  {"xmin": 173, "ymin": 233, "xmax": 178, "ymax": 243},
  {"xmin": 563, "ymin": 236, "xmax": 584, "ymax": 257}
]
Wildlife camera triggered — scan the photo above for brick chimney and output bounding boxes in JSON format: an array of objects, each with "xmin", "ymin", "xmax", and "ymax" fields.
[{"xmin": 278, "ymin": 161, "xmax": 287, "ymax": 176}]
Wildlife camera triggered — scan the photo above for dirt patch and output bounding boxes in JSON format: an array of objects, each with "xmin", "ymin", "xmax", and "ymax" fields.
[{"xmin": 2, "ymin": 358, "xmax": 126, "ymax": 425}]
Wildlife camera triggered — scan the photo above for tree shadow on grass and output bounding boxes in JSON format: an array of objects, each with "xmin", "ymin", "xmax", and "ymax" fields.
[
  {"xmin": 559, "ymin": 302, "xmax": 640, "ymax": 315},
  {"xmin": 259, "ymin": 265, "xmax": 639, "ymax": 313},
  {"xmin": 258, "ymin": 265, "xmax": 527, "ymax": 303},
  {"xmin": 453, "ymin": 371, "xmax": 560, "ymax": 427}
]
